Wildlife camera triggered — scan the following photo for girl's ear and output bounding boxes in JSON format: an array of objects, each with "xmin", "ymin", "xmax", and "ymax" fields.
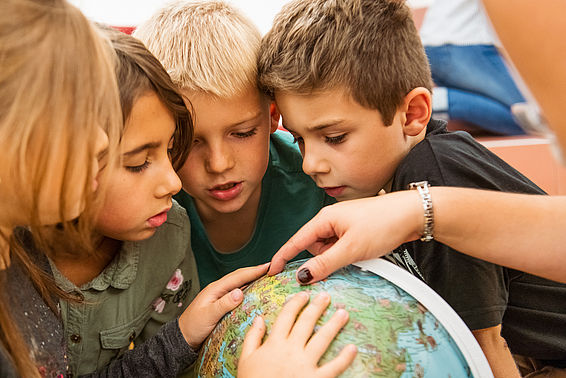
[
  {"xmin": 402, "ymin": 87, "xmax": 432, "ymax": 137},
  {"xmin": 270, "ymin": 102, "xmax": 281, "ymax": 134}
]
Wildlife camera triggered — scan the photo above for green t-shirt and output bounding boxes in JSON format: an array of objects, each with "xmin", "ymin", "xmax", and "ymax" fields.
[
  {"xmin": 50, "ymin": 201, "xmax": 199, "ymax": 376},
  {"xmin": 175, "ymin": 130, "xmax": 335, "ymax": 288}
]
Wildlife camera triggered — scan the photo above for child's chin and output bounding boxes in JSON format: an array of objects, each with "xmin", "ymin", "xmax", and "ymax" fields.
[{"xmin": 121, "ymin": 227, "xmax": 158, "ymax": 242}]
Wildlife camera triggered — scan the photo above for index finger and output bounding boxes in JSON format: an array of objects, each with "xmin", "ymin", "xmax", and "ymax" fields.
[
  {"xmin": 208, "ymin": 263, "xmax": 269, "ymax": 294},
  {"xmin": 268, "ymin": 214, "xmax": 338, "ymax": 276}
]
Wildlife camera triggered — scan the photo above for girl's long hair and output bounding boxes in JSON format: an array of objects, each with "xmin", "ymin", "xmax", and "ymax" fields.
[{"xmin": 0, "ymin": 0, "xmax": 122, "ymax": 375}]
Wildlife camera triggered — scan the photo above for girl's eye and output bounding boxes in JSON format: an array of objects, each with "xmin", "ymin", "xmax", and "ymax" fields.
[
  {"xmin": 126, "ymin": 159, "xmax": 150, "ymax": 173},
  {"xmin": 234, "ymin": 128, "xmax": 257, "ymax": 138},
  {"xmin": 325, "ymin": 134, "xmax": 347, "ymax": 145}
]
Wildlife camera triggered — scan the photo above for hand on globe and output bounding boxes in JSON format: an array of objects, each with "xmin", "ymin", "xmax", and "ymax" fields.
[
  {"xmin": 237, "ymin": 291, "xmax": 357, "ymax": 378},
  {"xmin": 178, "ymin": 263, "xmax": 269, "ymax": 348},
  {"xmin": 268, "ymin": 192, "xmax": 423, "ymax": 284}
]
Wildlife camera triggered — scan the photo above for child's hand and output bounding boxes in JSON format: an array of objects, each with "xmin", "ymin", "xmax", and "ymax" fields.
[
  {"xmin": 178, "ymin": 263, "xmax": 269, "ymax": 348},
  {"xmin": 238, "ymin": 292, "xmax": 357, "ymax": 378},
  {"xmin": 268, "ymin": 192, "xmax": 423, "ymax": 284}
]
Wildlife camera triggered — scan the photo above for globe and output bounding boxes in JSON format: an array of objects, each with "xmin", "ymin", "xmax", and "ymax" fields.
[{"xmin": 196, "ymin": 258, "xmax": 493, "ymax": 377}]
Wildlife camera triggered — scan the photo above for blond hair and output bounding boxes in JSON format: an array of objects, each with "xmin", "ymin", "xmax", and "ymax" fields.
[
  {"xmin": 0, "ymin": 0, "xmax": 121, "ymax": 375},
  {"xmin": 134, "ymin": 0, "xmax": 261, "ymax": 97},
  {"xmin": 258, "ymin": 0, "xmax": 433, "ymax": 125}
]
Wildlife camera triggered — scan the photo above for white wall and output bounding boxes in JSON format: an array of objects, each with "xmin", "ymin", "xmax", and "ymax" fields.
[
  {"xmin": 69, "ymin": 0, "xmax": 433, "ymax": 35},
  {"xmin": 69, "ymin": 0, "xmax": 293, "ymax": 35}
]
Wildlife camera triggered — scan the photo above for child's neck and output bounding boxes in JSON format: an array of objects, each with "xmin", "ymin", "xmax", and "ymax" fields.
[
  {"xmin": 51, "ymin": 236, "xmax": 121, "ymax": 287},
  {"xmin": 197, "ymin": 187, "xmax": 262, "ymax": 253}
]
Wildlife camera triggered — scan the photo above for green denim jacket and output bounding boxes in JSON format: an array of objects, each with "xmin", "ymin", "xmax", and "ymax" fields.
[{"xmin": 51, "ymin": 201, "xmax": 199, "ymax": 376}]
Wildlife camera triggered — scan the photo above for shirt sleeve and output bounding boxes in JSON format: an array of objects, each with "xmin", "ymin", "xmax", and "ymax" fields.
[
  {"xmin": 81, "ymin": 318, "xmax": 199, "ymax": 378},
  {"xmin": 391, "ymin": 127, "xmax": 545, "ymax": 330}
]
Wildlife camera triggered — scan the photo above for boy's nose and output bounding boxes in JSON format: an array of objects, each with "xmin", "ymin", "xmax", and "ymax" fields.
[
  {"xmin": 156, "ymin": 162, "xmax": 182, "ymax": 198},
  {"xmin": 301, "ymin": 147, "xmax": 329, "ymax": 176},
  {"xmin": 205, "ymin": 145, "xmax": 235, "ymax": 174}
]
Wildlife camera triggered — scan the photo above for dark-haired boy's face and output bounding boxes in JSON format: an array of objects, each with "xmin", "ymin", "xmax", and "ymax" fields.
[{"xmin": 276, "ymin": 88, "xmax": 413, "ymax": 201}]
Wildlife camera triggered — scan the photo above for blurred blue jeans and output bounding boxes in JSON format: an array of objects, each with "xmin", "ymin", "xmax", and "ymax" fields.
[{"xmin": 425, "ymin": 44, "xmax": 526, "ymax": 135}]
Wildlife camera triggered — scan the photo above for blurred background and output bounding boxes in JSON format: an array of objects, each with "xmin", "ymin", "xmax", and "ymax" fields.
[{"xmin": 68, "ymin": 0, "xmax": 433, "ymax": 34}]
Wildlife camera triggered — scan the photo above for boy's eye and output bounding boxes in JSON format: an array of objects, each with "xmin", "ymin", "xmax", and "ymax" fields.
[
  {"xmin": 233, "ymin": 127, "xmax": 257, "ymax": 138},
  {"xmin": 325, "ymin": 134, "xmax": 347, "ymax": 145},
  {"xmin": 126, "ymin": 159, "xmax": 151, "ymax": 173},
  {"xmin": 292, "ymin": 135, "xmax": 304, "ymax": 145}
]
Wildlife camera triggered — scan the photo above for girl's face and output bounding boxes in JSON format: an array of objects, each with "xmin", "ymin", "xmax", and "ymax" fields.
[
  {"xmin": 94, "ymin": 92, "xmax": 182, "ymax": 241},
  {"xmin": 0, "ymin": 126, "xmax": 109, "ymax": 228}
]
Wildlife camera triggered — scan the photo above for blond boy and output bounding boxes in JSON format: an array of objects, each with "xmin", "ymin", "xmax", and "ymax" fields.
[
  {"xmin": 135, "ymin": 0, "xmax": 333, "ymax": 288},
  {"xmin": 257, "ymin": 0, "xmax": 566, "ymax": 377}
]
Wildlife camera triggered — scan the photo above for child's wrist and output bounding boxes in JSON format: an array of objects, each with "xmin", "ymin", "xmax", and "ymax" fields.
[
  {"xmin": 178, "ymin": 311, "xmax": 202, "ymax": 349},
  {"xmin": 406, "ymin": 182, "xmax": 434, "ymax": 242}
]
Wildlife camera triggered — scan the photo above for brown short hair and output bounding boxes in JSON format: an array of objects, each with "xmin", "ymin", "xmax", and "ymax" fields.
[
  {"xmin": 102, "ymin": 26, "xmax": 193, "ymax": 170},
  {"xmin": 258, "ymin": 0, "xmax": 432, "ymax": 125}
]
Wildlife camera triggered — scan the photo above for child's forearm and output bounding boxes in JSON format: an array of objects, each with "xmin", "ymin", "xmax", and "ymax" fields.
[{"xmin": 431, "ymin": 188, "xmax": 566, "ymax": 283}]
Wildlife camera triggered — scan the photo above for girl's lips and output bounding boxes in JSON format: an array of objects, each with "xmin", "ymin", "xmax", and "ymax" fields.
[
  {"xmin": 323, "ymin": 186, "xmax": 346, "ymax": 198},
  {"xmin": 147, "ymin": 211, "xmax": 168, "ymax": 228},
  {"xmin": 208, "ymin": 182, "xmax": 243, "ymax": 201}
]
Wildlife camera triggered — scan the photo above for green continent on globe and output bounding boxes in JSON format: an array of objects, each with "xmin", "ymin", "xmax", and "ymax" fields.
[{"xmin": 197, "ymin": 259, "xmax": 472, "ymax": 377}]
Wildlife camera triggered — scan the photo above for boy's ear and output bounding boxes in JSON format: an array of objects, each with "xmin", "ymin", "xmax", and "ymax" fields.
[
  {"xmin": 401, "ymin": 87, "xmax": 432, "ymax": 137},
  {"xmin": 270, "ymin": 102, "xmax": 280, "ymax": 134}
]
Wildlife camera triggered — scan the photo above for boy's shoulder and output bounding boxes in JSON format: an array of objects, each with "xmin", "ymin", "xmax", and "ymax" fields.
[
  {"xmin": 393, "ymin": 119, "xmax": 544, "ymax": 193},
  {"xmin": 269, "ymin": 129, "xmax": 304, "ymax": 173}
]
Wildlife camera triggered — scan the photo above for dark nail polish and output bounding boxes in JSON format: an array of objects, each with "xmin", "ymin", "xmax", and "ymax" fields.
[{"xmin": 297, "ymin": 268, "xmax": 313, "ymax": 284}]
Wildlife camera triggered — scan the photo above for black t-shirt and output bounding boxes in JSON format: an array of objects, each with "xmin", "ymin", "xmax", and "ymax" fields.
[{"xmin": 390, "ymin": 119, "xmax": 566, "ymax": 362}]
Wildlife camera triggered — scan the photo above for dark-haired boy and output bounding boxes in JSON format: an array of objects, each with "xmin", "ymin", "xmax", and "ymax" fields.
[{"xmin": 258, "ymin": 0, "xmax": 566, "ymax": 376}]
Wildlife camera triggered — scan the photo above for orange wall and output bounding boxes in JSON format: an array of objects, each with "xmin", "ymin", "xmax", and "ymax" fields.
[{"xmin": 478, "ymin": 136, "xmax": 566, "ymax": 195}]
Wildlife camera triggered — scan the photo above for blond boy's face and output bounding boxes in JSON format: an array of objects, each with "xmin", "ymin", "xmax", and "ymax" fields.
[
  {"xmin": 178, "ymin": 86, "xmax": 276, "ymax": 220},
  {"xmin": 276, "ymin": 87, "xmax": 413, "ymax": 201}
]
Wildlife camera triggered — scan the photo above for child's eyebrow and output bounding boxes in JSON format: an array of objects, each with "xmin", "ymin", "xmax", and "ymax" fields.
[
  {"xmin": 284, "ymin": 120, "xmax": 345, "ymax": 134},
  {"xmin": 229, "ymin": 111, "xmax": 263, "ymax": 127},
  {"xmin": 306, "ymin": 120, "xmax": 344, "ymax": 131},
  {"xmin": 123, "ymin": 141, "xmax": 161, "ymax": 157}
]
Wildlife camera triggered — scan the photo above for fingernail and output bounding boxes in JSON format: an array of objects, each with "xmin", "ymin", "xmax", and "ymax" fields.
[
  {"xmin": 297, "ymin": 291, "xmax": 310, "ymax": 300},
  {"xmin": 316, "ymin": 292, "xmax": 330, "ymax": 302},
  {"xmin": 297, "ymin": 268, "xmax": 313, "ymax": 284},
  {"xmin": 335, "ymin": 308, "xmax": 348, "ymax": 319},
  {"xmin": 231, "ymin": 289, "xmax": 243, "ymax": 301},
  {"xmin": 346, "ymin": 344, "xmax": 357, "ymax": 354}
]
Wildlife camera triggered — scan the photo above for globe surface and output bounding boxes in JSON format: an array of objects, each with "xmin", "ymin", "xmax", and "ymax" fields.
[{"xmin": 196, "ymin": 258, "xmax": 492, "ymax": 377}]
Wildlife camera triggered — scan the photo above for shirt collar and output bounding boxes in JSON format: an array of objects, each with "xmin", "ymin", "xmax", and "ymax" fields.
[{"xmin": 49, "ymin": 241, "xmax": 140, "ymax": 293}]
